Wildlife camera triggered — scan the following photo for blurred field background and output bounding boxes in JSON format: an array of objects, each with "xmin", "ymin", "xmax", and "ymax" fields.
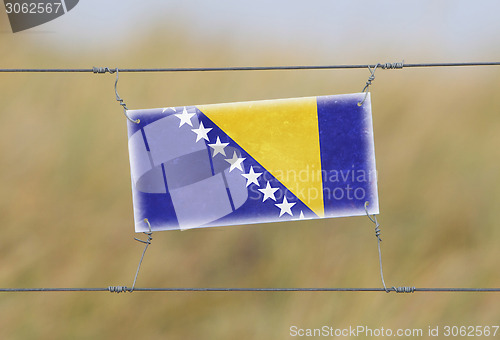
[{"xmin": 1, "ymin": 1, "xmax": 500, "ymax": 339}]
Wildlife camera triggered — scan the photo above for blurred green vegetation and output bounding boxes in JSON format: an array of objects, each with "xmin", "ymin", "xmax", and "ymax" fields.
[{"xmin": 0, "ymin": 16, "xmax": 499, "ymax": 340}]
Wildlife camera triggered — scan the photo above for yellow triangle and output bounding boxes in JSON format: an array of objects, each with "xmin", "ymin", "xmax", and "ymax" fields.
[{"xmin": 198, "ymin": 97, "xmax": 324, "ymax": 217}]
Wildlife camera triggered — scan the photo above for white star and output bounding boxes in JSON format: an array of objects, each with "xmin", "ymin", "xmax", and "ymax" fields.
[
  {"xmin": 175, "ymin": 107, "xmax": 195, "ymax": 127},
  {"xmin": 275, "ymin": 196, "xmax": 296, "ymax": 217},
  {"xmin": 258, "ymin": 181, "xmax": 279, "ymax": 202},
  {"xmin": 241, "ymin": 166, "xmax": 262, "ymax": 187},
  {"xmin": 225, "ymin": 151, "xmax": 246, "ymax": 172},
  {"xmin": 162, "ymin": 107, "xmax": 176, "ymax": 113},
  {"xmin": 191, "ymin": 121, "xmax": 212, "ymax": 142},
  {"xmin": 208, "ymin": 136, "xmax": 229, "ymax": 157}
]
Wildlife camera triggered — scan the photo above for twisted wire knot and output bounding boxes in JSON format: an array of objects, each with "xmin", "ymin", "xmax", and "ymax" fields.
[
  {"xmin": 380, "ymin": 61, "xmax": 404, "ymax": 69},
  {"xmin": 128, "ymin": 219, "xmax": 154, "ymax": 293},
  {"xmin": 134, "ymin": 218, "xmax": 153, "ymax": 245},
  {"xmin": 93, "ymin": 66, "xmax": 139, "ymax": 123},
  {"xmin": 362, "ymin": 69, "xmax": 376, "ymax": 93},
  {"xmin": 391, "ymin": 286, "xmax": 416, "ymax": 293},
  {"xmin": 365, "ymin": 201, "xmax": 416, "ymax": 294},
  {"xmin": 92, "ymin": 67, "xmax": 116, "ymax": 74},
  {"xmin": 358, "ymin": 64, "xmax": 378, "ymax": 106},
  {"xmin": 374, "ymin": 222, "xmax": 382, "ymax": 241},
  {"xmin": 364, "ymin": 201, "xmax": 382, "ymax": 242},
  {"xmin": 108, "ymin": 286, "xmax": 129, "ymax": 293},
  {"xmin": 358, "ymin": 61, "xmax": 404, "ymax": 106}
]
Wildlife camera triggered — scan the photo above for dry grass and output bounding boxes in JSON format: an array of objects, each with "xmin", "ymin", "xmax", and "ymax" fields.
[{"xmin": 0, "ymin": 19, "xmax": 499, "ymax": 339}]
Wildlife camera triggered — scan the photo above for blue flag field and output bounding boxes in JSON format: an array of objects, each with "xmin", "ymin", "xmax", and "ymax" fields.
[{"xmin": 127, "ymin": 93, "xmax": 379, "ymax": 232}]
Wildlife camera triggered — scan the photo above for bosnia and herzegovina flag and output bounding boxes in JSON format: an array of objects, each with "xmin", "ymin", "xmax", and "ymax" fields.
[{"xmin": 126, "ymin": 93, "xmax": 379, "ymax": 232}]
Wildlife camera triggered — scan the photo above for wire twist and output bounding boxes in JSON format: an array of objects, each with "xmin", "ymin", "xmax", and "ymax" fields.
[
  {"xmin": 108, "ymin": 219, "xmax": 153, "ymax": 294},
  {"xmin": 358, "ymin": 64, "xmax": 378, "ymax": 106},
  {"xmin": 380, "ymin": 61, "xmax": 404, "ymax": 69},
  {"xmin": 364, "ymin": 201, "xmax": 415, "ymax": 294},
  {"xmin": 129, "ymin": 219, "xmax": 154, "ymax": 292},
  {"xmin": 113, "ymin": 68, "xmax": 140, "ymax": 124},
  {"xmin": 108, "ymin": 286, "xmax": 129, "ymax": 293},
  {"xmin": 365, "ymin": 201, "xmax": 382, "ymax": 241},
  {"xmin": 92, "ymin": 67, "xmax": 115, "ymax": 74},
  {"xmin": 391, "ymin": 286, "xmax": 415, "ymax": 293},
  {"xmin": 93, "ymin": 66, "xmax": 139, "ymax": 124},
  {"xmin": 358, "ymin": 61, "xmax": 404, "ymax": 106}
]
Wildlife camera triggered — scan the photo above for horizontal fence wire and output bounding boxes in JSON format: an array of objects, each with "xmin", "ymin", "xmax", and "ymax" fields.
[
  {"xmin": 0, "ymin": 62, "xmax": 499, "ymax": 73},
  {"xmin": 0, "ymin": 287, "xmax": 499, "ymax": 293}
]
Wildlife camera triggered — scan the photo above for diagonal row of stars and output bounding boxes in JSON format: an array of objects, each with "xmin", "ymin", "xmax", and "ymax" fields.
[{"xmin": 167, "ymin": 106, "xmax": 305, "ymax": 219}]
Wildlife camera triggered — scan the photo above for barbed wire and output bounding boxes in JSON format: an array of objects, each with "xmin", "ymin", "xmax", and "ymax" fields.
[{"xmin": 0, "ymin": 61, "xmax": 499, "ymax": 73}]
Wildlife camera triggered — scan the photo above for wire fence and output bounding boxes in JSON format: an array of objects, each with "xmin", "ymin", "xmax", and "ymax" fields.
[
  {"xmin": 1, "ymin": 60, "xmax": 499, "ymax": 294},
  {"xmin": 1, "ymin": 287, "xmax": 499, "ymax": 294},
  {"xmin": 0, "ymin": 61, "xmax": 499, "ymax": 73}
]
